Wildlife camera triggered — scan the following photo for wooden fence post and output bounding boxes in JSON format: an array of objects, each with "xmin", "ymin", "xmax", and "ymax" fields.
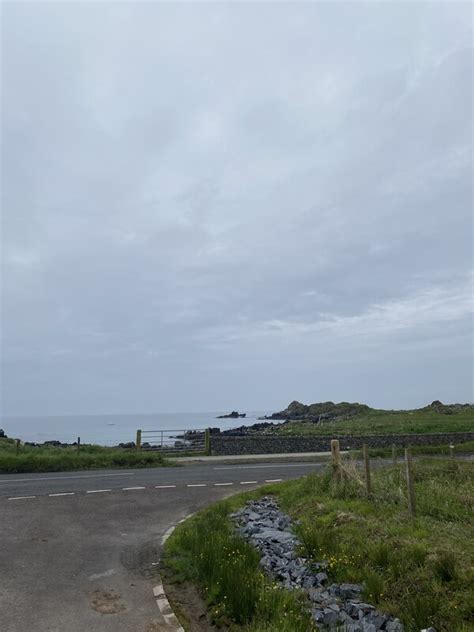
[
  {"xmin": 363, "ymin": 444, "xmax": 372, "ymax": 497},
  {"xmin": 15, "ymin": 439, "xmax": 20, "ymax": 456},
  {"xmin": 77, "ymin": 436, "xmax": 81, "ymax": 453},
  {"xmin": 205, "ymin": 428, "xmax": 211, "ymax": 456},
  {"xmin": 136, "ymin": 429, "xmax": 142, "ymax": 451},
  {"xmin": 449, "ymin": 444, "xmax": 455, "ymax": 459},
  {"xmin": 405, "ymin": 447, "xmax": 416, "ymax": 518}
]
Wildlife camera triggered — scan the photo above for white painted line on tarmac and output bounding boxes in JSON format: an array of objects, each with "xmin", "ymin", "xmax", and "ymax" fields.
[
  {"xmin": 86, "ymin": 489, "xmax": 111, "ymax": 494},
  {"xmin": 265, "ymin": 478, "xmax": 283, "ymax": 482},
  {"xmin": 214, "ymin": 482, "xmax": 233, "ymax": 486},
  {"xmin": 0, "ymin": 472, "xmax": 134, "ymax": 483},
  {"xmin": 122, "ymin": 486, "xmax": 146, "ymax": 491},
  {"xmin": 240, "ymin": 481, "xmax": 258, "ymax": 485},
  {"xmin": 187, "ymin": 483, "xmax": 207, "ymax": 487},
  {"xmin": 49, "ymin": 492, "xmax": 75, "ymax": 497},
  {"xmin": 214, "ymin": 464, "xmax": 317, "ymax": 470},
  {"xmin": 155, "ymin": 485, "xmax": 177, "ymax": 489},
  {"xmin": 8, "ymin": 495, "xmax": 36, "ymax": 500}
]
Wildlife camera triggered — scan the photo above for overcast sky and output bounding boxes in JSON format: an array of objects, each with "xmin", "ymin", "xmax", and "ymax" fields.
[{"xmin": 1, "ymin": 2, "xmax": 473, "ymax": 416}]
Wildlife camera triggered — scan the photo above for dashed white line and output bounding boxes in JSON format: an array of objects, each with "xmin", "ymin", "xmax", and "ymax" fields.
[
  {"xmin": 214, "ymin": 464, "xmax": 317, "ymax": 470},
  {"xmin": 8, "ymin": 495, "xmax": 36, "ymax": 500},
  {"xmin": 240, "ymin": 481, "xmax": 258, "ymax": 485},
  {"xmin": 265, "ymin": 478, "xmax": 283, "ymax": 483},
  {"xmin": 214, "ymin": 482, "xmax": 233, "ymax": 486},
  {"xmin": 122, "ymin": 486, "xmax": 146, "ymax": 491},
  {"xmin": 187, "ymin": 483, "xmax": 207, "ymax": 487},
  {"xmin": 49, "ymin": 492, "xmax": 75, "ymax": 497},
  {"xmin": 155, "ymin": 485, "xmax": 177, "ymax": 489},
  {"xmin": 86, "ymin": 489, "xmax": 111, "ymax": 494},
  {"xmin": 0, "ymin": 472, "xmax": 134, "ymax": 483}
]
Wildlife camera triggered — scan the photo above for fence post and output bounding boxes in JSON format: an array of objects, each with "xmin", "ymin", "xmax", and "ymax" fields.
[
  {"xmin": 405, "ymin": 447, "xmax": 416, "ymax": 518},
  {"xmin": 392, "ymin": 444, "xmax": 397, "ymax": 465},
  {"xmin": 136, "ymin": 429, "xmax": 142, "ymax": 450},
  {"xmin": 363, "ymin": 444, "xmax": 372, "ymax": 497},
  {"xmin": 205, "ymin": 428, "xmax": 211, "ymax": 456},
  {"xmin": 330, "ymin": 439, "xmax": 341, "ymax": 465},
  {"xmin": 77, "ymin": 436, "xmax": 81, "ymax": 453},
  {"xmin": 15, "ymin": 439, "xmax": 20, "ymax": 456},
  {"xmin": 449, "ymin": 444, "xmax": 455, "ymax": 459}
]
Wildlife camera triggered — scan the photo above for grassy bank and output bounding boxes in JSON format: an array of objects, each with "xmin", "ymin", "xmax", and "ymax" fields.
[
  {"xmin": 350, "ymin": 440, "xmax": 474, "ymax": 459},
  {"xmin": 0, "ymin": 438, "xmax": 171, "ymax": 472},
  {"xmin": 270, "ymin": 408, "xmax": 473, "ymax": 436},
  {"xmin": 164, "ymin": 458, "xmax": 474, "ymax": 631}
]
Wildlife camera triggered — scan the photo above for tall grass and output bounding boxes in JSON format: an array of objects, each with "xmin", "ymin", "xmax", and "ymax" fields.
[
  {"xmin": 164, "ymin": 500, "xmax": 314, "ymax": 631},
  {"xmin": 279, "ymin": 458, "xmax": 474, "ymax": 632}
]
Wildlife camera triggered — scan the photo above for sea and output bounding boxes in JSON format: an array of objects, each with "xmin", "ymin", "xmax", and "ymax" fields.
[{"xmin": 0, "ymin": 411, "xmax": 274, "ymax": 446}]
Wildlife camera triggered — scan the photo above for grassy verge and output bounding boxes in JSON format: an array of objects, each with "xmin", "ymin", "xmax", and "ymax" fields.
[
  {"xmin": 349, "ymin": 440, "xmax": 474, "ymax": 459},
  {"xmin": 0, "ymin": 438, "xmax": 171, "ymax": 472},
  {"xmin": 164, "ymin": 457, "xmax": 474, "ymax": 632},
  {"xmin": 272, "ymin": 408, "xmax": 474, "ymax": 435},
  {"xmin": 164, "ymin": 500, "xmax": 315, "ymax": 631}
]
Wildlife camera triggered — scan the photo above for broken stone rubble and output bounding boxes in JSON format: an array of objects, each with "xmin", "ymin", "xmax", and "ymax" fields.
[{"xmin": 231, "ymin": 497, "xmax": 434, "ymax": 632}]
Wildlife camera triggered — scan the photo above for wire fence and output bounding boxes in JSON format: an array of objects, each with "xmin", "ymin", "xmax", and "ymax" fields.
[{"xmin": 137, "ymin": 428, "xmax": 209, "ymax": 453}]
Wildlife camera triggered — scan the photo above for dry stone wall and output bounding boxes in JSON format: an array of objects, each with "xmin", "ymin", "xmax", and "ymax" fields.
[{"xmin": 210, "ymin": 432, "xmax": 474, "ymax": 455}]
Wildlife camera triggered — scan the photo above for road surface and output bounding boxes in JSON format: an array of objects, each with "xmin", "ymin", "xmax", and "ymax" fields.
[{"xmin": 0, "ymin": 460, "xmax": 323, "ymax": 632}]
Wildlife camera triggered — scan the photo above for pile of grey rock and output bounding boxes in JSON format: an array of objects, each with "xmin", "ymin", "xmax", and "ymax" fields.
[{"xmin": 231, "ymin": 497, "xmax": 425, "ymax": 632}]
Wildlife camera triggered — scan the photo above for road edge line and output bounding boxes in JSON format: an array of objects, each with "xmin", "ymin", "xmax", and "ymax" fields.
[{"xmin": 152, "ymin": 513, "xmax": 196, "ymax": 631}]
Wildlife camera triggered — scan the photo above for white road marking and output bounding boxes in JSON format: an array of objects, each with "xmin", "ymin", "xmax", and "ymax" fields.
[
  {"xmin": 214, "ymin": 464, "xmax": 317, "ymax": 470},
  {"xmin": 187, "ymin": 483, "xmax": 206, "ymax": 487},
  {"xmin": 88, "ymin": 569, "xmax": 116, "ymax": 580},
  {"xmin": 0, "ymin": 472, "xmax": 134, "ymax": 483},
  {"xmin": 155, "ymin": 485, "xmax": 177, "ymax": 489},
  {"xmin": 122, "ymin": 486, "xmax": 146, "ymax": 491},
  {"xmin": 49, "ymin": 492, "xmax": 75, "ymax": 497},
  {"xmin": 240, "ymin": 481, "xmax": 258, "ymax": 485},
  {"xmin": 214, "ymin": 482, "xmax": 233, "ymax": 486},
  {"xmin": 8, "ymin": 495, "xmax": 36, "ymax": 500},
  {"xmin": 265, "ymin": 478, "xmax": 283, "ymax": 482},
  {"xmin": 86, "ymin": 489, "xmax": 111, "ymax": 494}
]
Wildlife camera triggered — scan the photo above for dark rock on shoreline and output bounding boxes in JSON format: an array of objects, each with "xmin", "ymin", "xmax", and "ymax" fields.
[
  {"xmin": 259, "ymin": 400, "xmax": 372, "ymax": 423},
  {"xmin": 216, "ymin": 411, "xmax": 246, "ymax": 419}
]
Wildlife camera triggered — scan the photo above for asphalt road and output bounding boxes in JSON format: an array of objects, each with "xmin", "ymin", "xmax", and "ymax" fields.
[{"xmin": 0, "ymin": 460, "xmax": 322, "ymax": 632}]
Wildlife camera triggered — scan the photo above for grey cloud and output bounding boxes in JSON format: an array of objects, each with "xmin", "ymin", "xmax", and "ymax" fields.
[{"xmin": 1, "ymin": 2, "xmax": 472, "ymax": 415}]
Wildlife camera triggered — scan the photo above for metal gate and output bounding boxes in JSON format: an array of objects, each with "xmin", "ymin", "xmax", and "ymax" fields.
[{"xmin": 136, "ymin": 428, "xmax": 209, "ymax": 454}]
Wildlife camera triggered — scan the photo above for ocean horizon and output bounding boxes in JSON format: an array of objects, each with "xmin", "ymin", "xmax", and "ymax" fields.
[{"xmin": 0, "ymin": 411, "xmax": 274, "ymax": 446}]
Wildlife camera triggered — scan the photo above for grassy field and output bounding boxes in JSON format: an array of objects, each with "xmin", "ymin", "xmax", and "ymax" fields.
[
  {"xmin": 271, "ymin": 407, "xmax": 473, "ymax": 436},
  {"xmin": 0, "ymin": 437, "xmax": 171, "ymax": 473},
  {"xmin": 164, "ymin": 457, "xmax": 474, "ymax": 632}
]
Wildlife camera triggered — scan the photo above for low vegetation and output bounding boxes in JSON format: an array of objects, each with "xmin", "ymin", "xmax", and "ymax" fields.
[
  {"xmin": 272, "ymin": 407, "xmax": 473, "ymax": 436},
  {"xmin": 164, "ymin": 457, "xmax": 474, "ymax": 631},
  {"xmin": 0, "ymin": 437, "xmax": 170, "ymax": 473}
]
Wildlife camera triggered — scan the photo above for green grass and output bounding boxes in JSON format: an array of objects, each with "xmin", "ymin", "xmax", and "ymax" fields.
[
  {"xmin": 349, "ymin": 440, "xmax": 474, "ymax": 459},
  {"xmin": 164, "ymin": 457, "xmax": 474, "ymax": 632},
  {"xmin": 164, "ymin": 500, "xmax": 315, "ymax": 631},
  {"xmin": 0, "ymin": 437, "xmax": 171, "ymax": 472},
  {"xmin": 272, "ymin": 407, "xmax": 473, "ymax": 436}
]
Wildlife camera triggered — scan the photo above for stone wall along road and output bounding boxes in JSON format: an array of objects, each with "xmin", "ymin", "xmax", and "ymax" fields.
[{"xmin": 210, "ymin": 432, "xmax": 474, "ymax": 455}]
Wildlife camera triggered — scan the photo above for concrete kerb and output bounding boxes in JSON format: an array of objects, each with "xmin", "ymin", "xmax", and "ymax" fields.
[{"xmin": 153, "ymin": 513, "xmax": 196, "ymax": 632}]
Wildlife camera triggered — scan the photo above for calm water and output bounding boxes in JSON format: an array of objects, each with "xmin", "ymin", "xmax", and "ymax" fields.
[{"xmin": 0, "ymin": 411, "xmax": 273, "ymax": 446}]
